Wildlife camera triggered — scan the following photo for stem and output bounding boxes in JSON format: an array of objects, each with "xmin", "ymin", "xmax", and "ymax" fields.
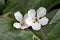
[
  {"xmin": 27, "ymin": 29, "xmax": 41, "ymax": 40},
  {"xmin": 2, "ymin": 12, "xmax": 11, "ymax": 17}
]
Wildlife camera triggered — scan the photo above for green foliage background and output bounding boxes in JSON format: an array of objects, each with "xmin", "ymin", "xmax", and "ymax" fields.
[{"xmin": 0, "ymin": 0, "xmax": 60, "ymax": 40}]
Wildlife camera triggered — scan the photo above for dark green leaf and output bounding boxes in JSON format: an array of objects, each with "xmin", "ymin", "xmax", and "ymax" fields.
[
  {"xmin": 0, "ymin": 0, "xmax": 5, "ymax": 13},
  {"xmin": 49, "ymin": 9, "xmax": 60, "ymax": 24},
  {"xmin": 3, "ymin": 0, "xmax": 60, "ymax": 14},
  {"xmin": 46, "ymin": 22, "xmax": 60, "ymax": 40}
]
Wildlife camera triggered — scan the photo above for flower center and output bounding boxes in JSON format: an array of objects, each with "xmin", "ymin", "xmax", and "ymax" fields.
[
  {"xmin": 20, "ymin": 19, "xmax": 25, "ymax": 26},
  {"xmin": 20, "ymin": 21, "xmax": 24, "ymax": 26},
  {"xmin": 33, "ymin": 17, "xmax": 39, "ymax": 23}
]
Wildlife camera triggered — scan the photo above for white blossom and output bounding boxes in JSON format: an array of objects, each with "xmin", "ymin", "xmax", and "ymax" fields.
[
  {"xmin": 13, "ymin": 11, "xmax": 29, "ymax": 29},
  {"xmin": 25, "ymin": 7, "xmax": 49, "ymax": 30}
]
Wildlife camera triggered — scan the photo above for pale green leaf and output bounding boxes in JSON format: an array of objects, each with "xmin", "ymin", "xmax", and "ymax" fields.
[
  {"xmin": 0, "ymin": 30, "xmax": 33, "ymax": 40},
  {"xmin": 0, "ymin": 17, "xmax": 13, "ymax": 33}
]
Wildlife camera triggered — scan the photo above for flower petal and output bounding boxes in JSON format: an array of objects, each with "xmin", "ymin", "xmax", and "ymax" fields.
[
  {"xmin": 13, "ymin": 22, "xmax": 21, "ymax": 29},
  {"xmin": 25, "ymin": 17, "xmax": 33, "ymax": 26},
  {"xmin": 24, "ymin": 14, "xmax": 28, "ymax": 20},
  {"xmin": 20, "ymin": 25, "xmax": 28, "ymax": 29},
  {"xmin": 31, "ymin": 22, "xmax": 41, "ymax": 30},
  {"xmin": 14, "ymin": 11, "xmax": 23, "ymax": 22},
  {"xmin": 28, "ymin": 9, "xmax": 36, "ymax": 18},
  {"xmin": 37, "ymin": 7, "xmax": 46, "ymax": 18},
  {"xmin": 39, "ymin": 17, "xmax": 49, "ymax": 25}
]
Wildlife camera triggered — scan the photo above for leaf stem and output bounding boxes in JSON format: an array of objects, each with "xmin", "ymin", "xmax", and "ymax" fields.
[
  {"xmin": 2, "ymin": 12, "xmax": 11, "ymax": 17},
  {"xmin": 27, "ymin": 29, "xmax": 41, "ymax": 40}
]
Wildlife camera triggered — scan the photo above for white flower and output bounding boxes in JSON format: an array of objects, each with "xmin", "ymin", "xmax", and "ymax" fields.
[
  {"xmin": 25, "ymin": 7, "xmax": 49, "ymax": 30},
  {"xmin": 13, "ymin": 11, "xmax": 29, "ymax": 29}
]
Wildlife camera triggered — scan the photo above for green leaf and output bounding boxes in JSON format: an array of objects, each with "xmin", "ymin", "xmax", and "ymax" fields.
[
  {"xmin": 49, "ymin": 9, "xmax": 60, "ymax": 24},
  {"xmin": 46, "ymin": 9, "xmax": 58, "ymax": 21},
  {"xmin": 0, "ymin": 17, "xmax": 13, "ymax": 33},
  {"xmin": 0, "ymin": 30, "xmax": 33, "ymax": 40},
  {"xmin": 0, "ymin": 17, "xmax": 33, "ymax": 40},
  {"xmin": 3, "ymin": 0, "xmax": 60, "ymax": 14},
  {"xmin": 0, "ymin": 0, "xmax": 5, "ymax": 13},
  {"xmin": 46, "ymin": 22, "xmax": 60, "ymax": 40}
]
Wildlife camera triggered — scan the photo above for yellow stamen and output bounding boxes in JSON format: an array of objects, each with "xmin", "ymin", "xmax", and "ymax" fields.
[
  {"xmin": 20, "ymin": 19, "xmax": 25, "ymax": 26},
  {"xmin": 33, "ymin": 17, "xmax": 39, "ymax": 23}
]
